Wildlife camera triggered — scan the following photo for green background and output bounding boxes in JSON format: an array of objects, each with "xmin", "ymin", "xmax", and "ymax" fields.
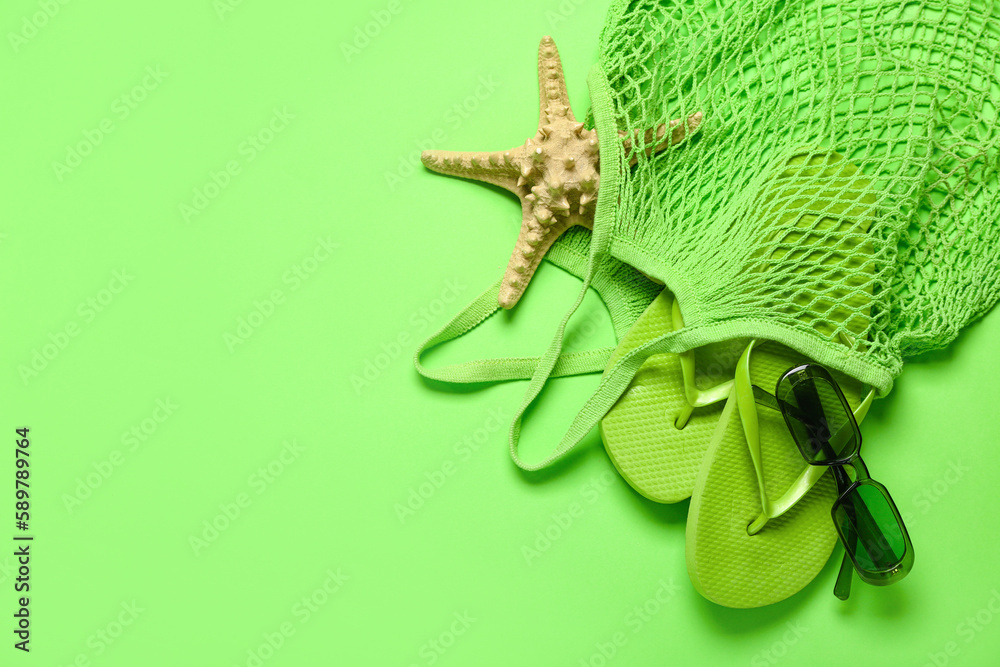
[{"xmin": 3, "ymin": 0, "xmax": 1000, "ymax": 665}]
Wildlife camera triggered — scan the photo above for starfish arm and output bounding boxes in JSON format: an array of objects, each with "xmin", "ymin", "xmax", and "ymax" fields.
[
  {"xmin": 537, "ymin": 36, "xmax": 575, "ymax": 126},
  {"xmin": 421, "ymin": 149, "xmax": 522, "ymax": 193},
  {"xmin": 422, "ymin": 37, "xmax": 700, "ymax": 310},
  {"xmin": 619, "ymin": 112, "xmax": 704, "ymax": 165},
  {"xmin": 499, "ymin": 207, "xmax": 567, "ymax": 309}
]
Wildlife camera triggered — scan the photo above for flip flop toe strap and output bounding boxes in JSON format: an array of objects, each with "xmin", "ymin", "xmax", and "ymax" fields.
[{"xmin": 737, "ymin": 340, "xmax": 876, "ymax": 535}]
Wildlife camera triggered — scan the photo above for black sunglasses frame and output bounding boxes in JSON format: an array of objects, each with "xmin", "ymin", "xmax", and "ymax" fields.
[{"xmin": 752, "ymin": 364, "xmax": 913, "ymax": 600}]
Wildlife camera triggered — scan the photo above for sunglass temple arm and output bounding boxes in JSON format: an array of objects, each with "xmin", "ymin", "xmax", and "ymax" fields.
[{"xmin": 834, "ymin": 552, "xmax": 854, "ymax": 600}]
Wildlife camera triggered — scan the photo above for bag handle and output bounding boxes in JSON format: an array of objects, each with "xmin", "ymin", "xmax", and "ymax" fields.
[
  {"xmin": 510, "ymin": 324, "xmax": 695, "ymax": 470},
  {"xmin": 413, "ymin": 277, "xmax": 616, "ymax": 384},
  {"xmin": 506, "ymin": 63, "xmax": 627, "ymax": 470}
]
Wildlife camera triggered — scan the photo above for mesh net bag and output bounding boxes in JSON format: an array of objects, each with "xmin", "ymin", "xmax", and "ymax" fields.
[
  {"xmin": 548, "ymin": 228, "xmax": 665, "ymax": 343},
  {"xmin": 506, "ymin": 0, "xmax": 1000, "ymax": 468},
  {"xmin": 582, "ymin": 0, "xmax": 1000, "ymax": 392}
]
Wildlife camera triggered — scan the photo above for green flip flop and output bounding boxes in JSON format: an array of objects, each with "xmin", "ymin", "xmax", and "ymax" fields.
[
  {"xmin": 686, "ymin": 340, "xmax": 874, "ymax": 607},
  {"xmin": 684, "ymin": 150, "xmax": 882, "ymax": 607},
  {"xmin": 599, "ymin": 290, "xmax": 746, "ymax": 503}
]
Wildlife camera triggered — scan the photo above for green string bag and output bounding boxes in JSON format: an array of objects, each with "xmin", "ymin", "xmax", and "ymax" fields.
[
  {"xmin": 414, "ymin": 226, "xmax": 662, "ymax": 386},
  {"xmin": 508, "ymin": 0, "xmax": 1000, "ymax": 469}
]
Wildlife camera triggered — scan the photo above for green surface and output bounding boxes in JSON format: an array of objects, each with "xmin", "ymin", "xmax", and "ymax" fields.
[{"xmin": 2, "ymin": 0, "xmax": 1000, "ymax": 665}]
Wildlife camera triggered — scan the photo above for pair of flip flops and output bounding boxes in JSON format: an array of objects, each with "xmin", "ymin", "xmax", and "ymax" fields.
[{"xmin": 600, "ymin": 151, "xmax": 880, "ymax": 607}]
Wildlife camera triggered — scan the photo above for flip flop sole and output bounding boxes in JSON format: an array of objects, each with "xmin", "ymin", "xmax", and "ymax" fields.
[
  {"xmin": 685, "ymin": 341, "xmax": 865, "ymax": 608},
  {"xmin": 600, "ymin": 291, "xmax": 746, "ymax": 503}
]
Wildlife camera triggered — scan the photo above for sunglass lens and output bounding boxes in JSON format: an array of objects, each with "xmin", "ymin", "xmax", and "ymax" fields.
[
  {"xmin": 776, "ymin": 367, "xmax": 859, "ymax": 464},
  {"xmin": 833, "ymin": 481, "xmax": 909, "ymax": 575}
]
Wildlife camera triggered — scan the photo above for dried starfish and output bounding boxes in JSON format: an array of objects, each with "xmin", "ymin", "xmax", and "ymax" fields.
[{"xmin": 422, "ymin": 36, "xmax": 703, "ymax": 309}]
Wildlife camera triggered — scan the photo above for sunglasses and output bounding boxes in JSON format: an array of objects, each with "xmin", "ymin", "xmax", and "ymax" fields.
[{"xmin": 752, "ymin": 364, "xmax": 913, "ymax": 600}]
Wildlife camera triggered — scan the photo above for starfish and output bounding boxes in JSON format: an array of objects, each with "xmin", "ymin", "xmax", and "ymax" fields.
[{"xmin": 422, "ymin": 36, "xmax": 703, "ymax": 309}]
